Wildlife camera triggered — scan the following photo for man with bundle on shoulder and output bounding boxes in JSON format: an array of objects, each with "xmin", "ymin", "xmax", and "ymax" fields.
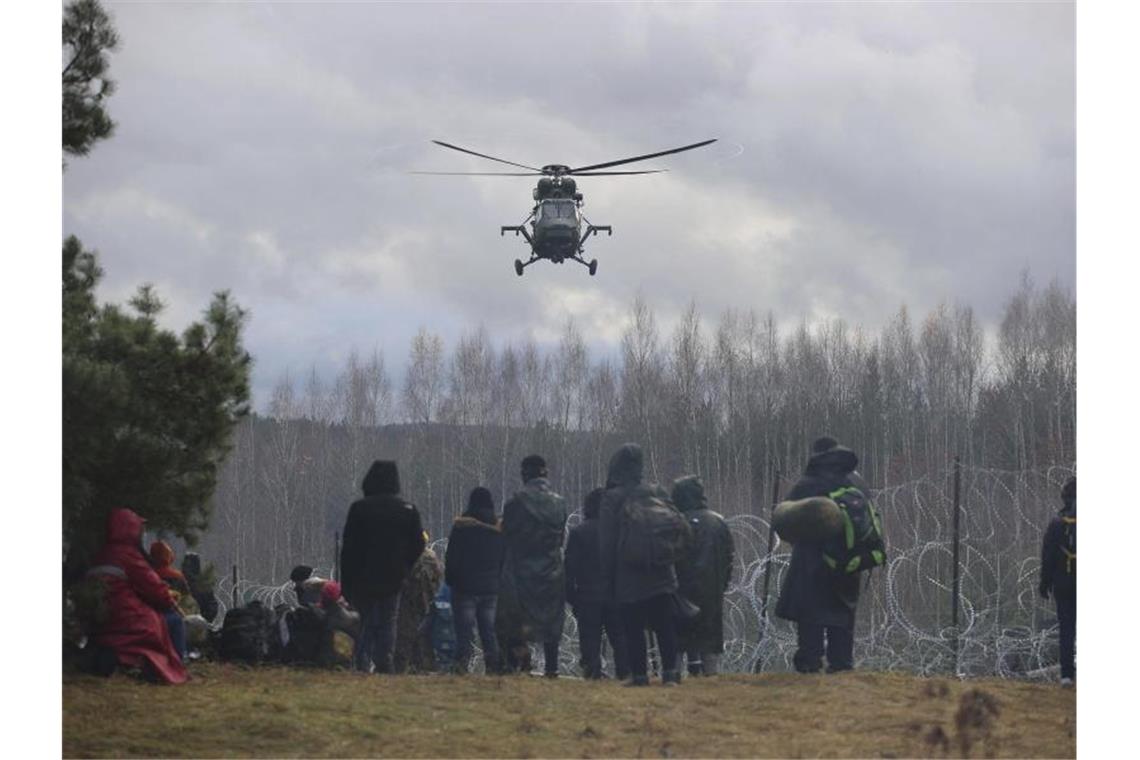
[{"xmin": 776, "ymin": 436, "xmax": 882, "ymax": 674}]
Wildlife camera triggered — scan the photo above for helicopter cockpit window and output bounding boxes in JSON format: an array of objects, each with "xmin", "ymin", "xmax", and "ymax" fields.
[{"xmin": 541, "ymin": 200, "xmax": 577, "ymax": 220}]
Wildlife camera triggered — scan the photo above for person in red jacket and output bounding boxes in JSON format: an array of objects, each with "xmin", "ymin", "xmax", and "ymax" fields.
[
  {"xmin": 147, "ymin": 539, "xmax": 190, "ymax": 661},
  {"xmin": 88, "ymin": 508, "xmax": 188, "ymax": 684}
]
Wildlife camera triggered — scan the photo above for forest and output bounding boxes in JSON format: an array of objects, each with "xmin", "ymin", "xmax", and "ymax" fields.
[{"xmin": 196, "ymin": 274, "xmax": 1074, "ymax": 595}]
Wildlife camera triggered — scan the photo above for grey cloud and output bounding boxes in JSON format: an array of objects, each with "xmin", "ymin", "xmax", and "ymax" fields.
[{"xmin": 64, "ymin": 2, "xmax": 1073, "ymax": 408}]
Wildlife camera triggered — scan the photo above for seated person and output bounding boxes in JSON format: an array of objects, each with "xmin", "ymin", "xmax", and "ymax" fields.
[
  {"xmin": 88, "ymin": 508, "xmax": 188, "ymax": 684},
  {"xmin": 290, "ymin": 565, "xmax": 330, "ymax": 606}
]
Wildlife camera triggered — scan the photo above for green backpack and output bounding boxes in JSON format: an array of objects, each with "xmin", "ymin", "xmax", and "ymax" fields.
[{"xmin": 821, "ymin": 486, "xmax": 886, "ymax": 575}]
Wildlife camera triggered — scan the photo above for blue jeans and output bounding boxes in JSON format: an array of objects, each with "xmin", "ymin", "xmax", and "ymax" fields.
[
  {"xmin": 354, "ymin": 593, "xmax": 400, "ymax": 673},
  {"xmin": 163, "ymin": 610, "xmax": 186, "ymax": 662},
  {"xmin": 453, "ymin": 592, "xmax": 499, "ymax": 673}
]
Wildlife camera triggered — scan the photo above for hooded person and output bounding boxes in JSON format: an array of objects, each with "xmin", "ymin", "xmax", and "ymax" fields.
[
  {"xmin": 672, "ymin": 475, "xmax": 735, "ymax": 676},
  {"xmin": 181, "ymin": 552, "xmax": 220, "ymax": 623},
  {"xmin": 394, "ymin": 537, "xmax": 444, "ymax": 673},
  {"xmin": 497, "ymin": 455, "xmax": 568, "ymax": 676},
  {"xmin": 1039, "ymin": 476, "xmax": 1077, "ymax": 686},
  {"xmin": 598, "ymin": 443, "xmax": 689, "ymax": 686},
  {"xmin": 775, "ymin": 436, "xmax": 872, "ymax": 674},
  {"xmin": 147, "ymin": 540, "xmax": 194, "ymax": 660},
  {"xmin": 565, "ymin": 487, "xmax": 630, "ymax": 680},
  {"xmin": 87, "ymin": 508, "xmax": 188, "ymax": 684},
  {"xmin": 340, "ymin": 460, "xmax": 426, "ymax": 673},
  {"xmin": 149, "ymin": 541, "xmax": 191, "ymax": 597},
  {"xmin": 445, "ymin": 486, "xmax": 506, "ymax": 674}
]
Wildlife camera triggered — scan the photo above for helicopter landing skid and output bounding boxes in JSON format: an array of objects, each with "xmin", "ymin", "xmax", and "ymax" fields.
[{"xmin": 513, "ymin": 253, "xmax": 597, "ymax": 276}]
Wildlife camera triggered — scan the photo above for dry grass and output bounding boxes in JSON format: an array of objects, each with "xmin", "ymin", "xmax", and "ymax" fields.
[{"xmin": 63, "ymin": 663, "xmax": 1075, "ymax": 758}]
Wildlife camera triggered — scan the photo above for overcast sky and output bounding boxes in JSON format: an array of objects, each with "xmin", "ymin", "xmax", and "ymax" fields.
[{"xmin": 62, "ymin": 1, "xmax": 1075, "ymax": 408}]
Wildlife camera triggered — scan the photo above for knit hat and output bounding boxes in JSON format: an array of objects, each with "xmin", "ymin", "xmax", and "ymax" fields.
[{"xmin": 521, "ymin": 454, "xmax": 548, "ymax": 480}]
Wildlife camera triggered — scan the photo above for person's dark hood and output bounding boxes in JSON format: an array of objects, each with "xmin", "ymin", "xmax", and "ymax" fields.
[
  {"xmin": 805, "ymin": 445, "xmax": 858, "ymax": 477},
  {"xmin": 607, "ymin": 443, "xmax": 644, "ymax": 488},
  {"xmin": 1061, "ymin": 476, "xmax": 1076, "ymax": 515},
  {"xmin": 671, "ymin": 475, "xmax": 707, "ymax": 513},
  {"xmin": 464, "ymin": 486, "xmax": 497, "ymax": 525},
  {"xmin": 290, "ymin": 564, "xmax": 314, "ymax": 584},
  {"xmin": 362, "ymin": 460, "xmax": 400, "ymax": 496},
  {"xmin": 181, "ymin": 552, "xmax": 202, "ymax": 579}
]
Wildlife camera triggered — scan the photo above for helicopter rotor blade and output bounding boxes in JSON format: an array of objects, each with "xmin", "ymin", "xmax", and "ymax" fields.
[
  {"xmin": 569, "ymin": 169, "xmax": 669, "ymax": 176},
  {"xmin": 567, "ymin": 138, "xmax": 717, "ymax": 174},
  {"xmin": 431, "ymin": 140, "xmax": 545, "ymax": 172},
  {"xmin": 408, "ymin": 171, "xmax": 544, "ymax": 176}
]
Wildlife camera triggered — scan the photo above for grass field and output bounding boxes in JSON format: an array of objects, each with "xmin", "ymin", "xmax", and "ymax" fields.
[{"xmin": 63, "ymin": 663, "xmax": 1075, "ymax": 758}]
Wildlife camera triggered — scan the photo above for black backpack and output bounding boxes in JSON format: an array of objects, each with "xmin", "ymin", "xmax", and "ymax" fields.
[
  {"xmin": 219, "ymin": 601, "xmax": 277, "ymax": 664},
  {"xmin": 821, "ymin": 486, "xmax": 886, "ymax": 575},
  {"xmin": 283, "ymin": 604, "xmax": 328, "ymax": 664},
  {"xmin": 620, "ymin": 491, "xmax": 690, "ymax": 570}
]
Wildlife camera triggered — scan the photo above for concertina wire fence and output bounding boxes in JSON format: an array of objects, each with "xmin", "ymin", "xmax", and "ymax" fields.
[{"xmin": 211, "ymin": 463, "xmax": 1075, "ymax": 680}]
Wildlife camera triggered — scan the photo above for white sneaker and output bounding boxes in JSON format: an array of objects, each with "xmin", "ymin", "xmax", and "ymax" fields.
[{"xmin": 1060, "ymin": 677, "xmax": 1074, "ymax": 688}]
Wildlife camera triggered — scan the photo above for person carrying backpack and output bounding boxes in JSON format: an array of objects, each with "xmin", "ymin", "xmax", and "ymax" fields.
[
  {"xmin": 1039, "ymin": 476, "xmax": 1077, "ymax": 687},
  {"xmin": 672, "ymin": 475, "xmax": 735, "ymax": 677},
  {"xmin": 445, "ymin": 487, "xmax": 505, "ymax": 674},
  {"xmin": 497, "ymin": 455, "xmax": 568, "ymax": 677},
  {"xmin": 565, "ymin": 487, "xmax": 630, "ymax": 680},
  {"xmin": 776, "ymin": 436, "xmax": 881, "ymax": 674},
  {"xmin": 340, "ymin": 460, "xmax": 426, "ymax": 674},
  {"xmin": 599, "ymin": 443, "xmax": 692, "ymax": 686}
]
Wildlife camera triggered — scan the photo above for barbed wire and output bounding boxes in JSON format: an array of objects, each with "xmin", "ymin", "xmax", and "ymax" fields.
[{"xmin": 214, "ymin": 464, "xmax": 1074, "ymax": 679}]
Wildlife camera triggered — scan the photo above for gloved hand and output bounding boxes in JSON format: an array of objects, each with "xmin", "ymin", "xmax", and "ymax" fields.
[{"xmin": 1038, "ymin": 581, "xmax": 1051, "ymax": 600}]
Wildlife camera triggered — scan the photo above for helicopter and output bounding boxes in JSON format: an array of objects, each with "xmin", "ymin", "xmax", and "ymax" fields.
[{"xmin": 413, "ymin": 138, "xmax": 717, "ymax": 276}]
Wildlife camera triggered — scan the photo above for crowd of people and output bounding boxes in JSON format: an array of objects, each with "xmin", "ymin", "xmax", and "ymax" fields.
[{"xmin": 73, "ymin": 437, "xmax": 1076, "ymax": 688}]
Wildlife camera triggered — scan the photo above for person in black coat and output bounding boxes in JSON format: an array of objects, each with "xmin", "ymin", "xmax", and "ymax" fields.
[
  {"xmin": 445, "ymin": 487, "xmax": 505, "ymax": 674},
  {"xmin": 599, "ymin": 443, "xmax": 687, "ymax": 686},
  {"xmin": 775, "ymin": 436, "xmax": 871, "ymax": 674},
  {"xmin": 565, "ymin": 487, "xmax": 630, "ymax": 680},
  {"xmin": 1039, "ymin": 476, "xmax": 1076, "ymax": 685},
  {"xmin": 340, "ymin": 460, "xmax": 426, "ymax": 673}
]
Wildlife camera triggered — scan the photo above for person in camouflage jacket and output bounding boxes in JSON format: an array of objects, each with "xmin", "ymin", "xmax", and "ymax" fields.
[
  {"xmin": 672, "ymin": 475, "xmax": 735, "ymax": 676},
  {"xmin": 497, "ymin": 455, "xmax": 568, "ymax": 676},
  {"xmin": 394, "ymin": 545, "xmax": 443, "ymax": 673}
]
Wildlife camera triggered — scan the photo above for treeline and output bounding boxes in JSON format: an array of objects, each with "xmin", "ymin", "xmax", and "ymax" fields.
[{"xmin": 198, "ymin": 276, "xmax": 1074, "ymax": 584}]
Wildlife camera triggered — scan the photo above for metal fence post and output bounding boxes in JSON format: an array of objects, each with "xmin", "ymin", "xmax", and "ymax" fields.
[{"xmin": 951, "ymin": 456, "xmax": 962, "ymax": 675}]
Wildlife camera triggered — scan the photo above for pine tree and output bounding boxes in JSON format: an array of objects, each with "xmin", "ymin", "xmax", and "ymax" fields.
[
  {"xmin": 62, "ymin": 0, "xmax": 119, "ymax": 160},
  {"xmin": 63, "ymin": 237, "xmax": 252, "ymax": 568},
  {"xmin": 61, "ymin": 2, "xmax": 253, "ymax": 570}
]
